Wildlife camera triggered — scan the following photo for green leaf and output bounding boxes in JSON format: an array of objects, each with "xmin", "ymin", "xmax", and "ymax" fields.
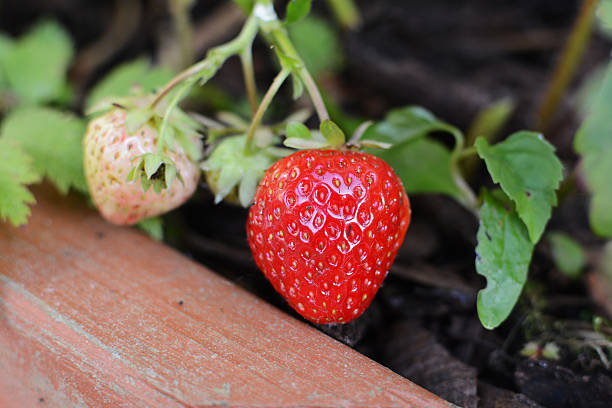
[
  {"xmin": 476, "ymin": 131, "xmax": 563, "ymax": 243},
  {"xmin": 0, "ymin": 139, "xmax": 41, "ymax": 226},
  {"xmin": 85, "ymin": 58, "xmax": 174, "ymax": 111},
  {"xmin": 129, "ymin": 153, "xmax": 180, "ymax": 194},
  {"xmin": 136, "ymin": 217, "xmax": 163, "ymax": 241},
  {"xmin": 575, "ymin": 62, "xmax": 612, "ymax": 237},
  {"xmin": 166, "ymin": 108, "xmax": 203, "ymax": 161},
  {"xmin": 1, "ymin": 107, "xmax": 87, "ymax": 194},
  {"xmin": 476, "ymin": 191, "xmax": 534, "ymax": 329},
  {"xmin": 289, "ymin": 16, "xmax": 343, "ymax": 76},
  {"xmin": 216, "ymin": 164, "xmax": 243, "ymax": 203},
  {"xmin": 0, "ymin": 34, "xmax": 15, "ymax": 89},
  {"xmin": 286, "ymin": 121, "xmax": 311, "ymax": 140},
  {"xmin": 575, "ymin": 62, "xmax": 612, "ymax": 153},
  {"xmin": 2, "ymin": 20, "xmax": 73, "ymax": 105},
  {"xmin": 372, "ymin": 137, "xmax": 461, "ymax": 197},
  {"xmin": 233, "ymin": 0, "xmax": 254, "ymax": 14},
  {"xmin": 358, "ymin": 140, "xmax": 391, "ymax": 149},
  {"xmin": 320, "ymin": 119, "xmax": 345, "ymax": 146},
  {"xmin": 366, "ymin": 106, "xmax": 462, "ymax": 146},
  {"xmin": 125, "ymin": 108, "xmax": 154, "ymax": 134},
  {"xmin": 283, "ymin": 138, "xmax": 329, "ymax": 149},
  {"xmin": 239, "ymin": 172, "xmax": 259, "ymax": 207},
  {"xmin": 202, "ymin": 135, "xmax": 275, "ymax": 206},
  {"xmin": 285, "ymin": 0, "xmax": 312, "ymax": 24},
  {"xmin": 596, "ymin": 0, "xmax": 612, "ymax": 39},
  {"xmin": 144, "ymin": 154, "xmax": 164, "ymax": 179},
  {"xmin": 173, "ymin": 127, "xmax": 202, "ymax": 162},
  {"xmin": 365, "ymin": 105, "xmax": 463, "ymax": 198},
  {"xmin": 547, "ymin": 232, "xmax": 586, "ymax": 279},
  {"xmin": 576, "ymin": 63, "xmax": 608, "ymax": 119},
  {"xmin": 582, "ymin": 154, "xmax": 612, "ymax": 236}
]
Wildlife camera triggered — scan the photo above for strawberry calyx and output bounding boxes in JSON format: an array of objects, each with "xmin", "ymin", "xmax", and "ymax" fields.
[
  {"xmin": 283, "ymin": 119, "xmax": 392, "ymax": 152},
  {"xmin": 127, "ymin": 153, "xmax": 184, "ymax": 194},
  {"xmin": 88, "ymin": 92, "xmax": 203, "ymax": 159},
  {"xmin": 202, "ymin": 115, "xmax": 398, "ymax": 207},
  {"xmin": 283, "ymin": 119, "xmax": 346, "ymax": 150},
  {"xmin": 88, "ymin": 92, "xmax": 203, "ymax": 195},
  {"xmin": 202, "ymin": 134, "xmax": 281, "ymax": 207},
  {"xmin": 200, "ymin": 108, "xmax": 315, "ymax": 207}
]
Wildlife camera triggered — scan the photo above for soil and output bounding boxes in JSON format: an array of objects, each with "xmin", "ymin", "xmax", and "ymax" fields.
[{"xmin": 3, "ymin": 0, "xmax": 612, "ymax": 407}]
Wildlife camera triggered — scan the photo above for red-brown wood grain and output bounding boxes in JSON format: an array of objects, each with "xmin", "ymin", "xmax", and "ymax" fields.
[{"xmin": 0, "ymin": 187, "xmax": 450, "ymax": 407}]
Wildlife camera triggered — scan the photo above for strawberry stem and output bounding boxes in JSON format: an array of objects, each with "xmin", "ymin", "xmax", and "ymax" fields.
[
  {"xmin": 245, "ymin": 68, "xmax": 291, "ymax": 154},
  {"xmin": 150, "ymin": 0, "xmax": 331, "ymax": 162},
  {"xmin": 451, "ymin": 160, "xmax": 479, "ymax": 217},
  {"xmin": 446, "ymin": 126, "xmax": 479, "ymax": 215},
  {"xmin": 149, "ymin": 13, "xmax": 260, "ymax": 109},
  {"xmin": 259, "ymin": 16, "xmax": 330, "ymax": 122},
  {"xmin": 240, "ymin": 46, "xmax": 259, "ymax": 117}
]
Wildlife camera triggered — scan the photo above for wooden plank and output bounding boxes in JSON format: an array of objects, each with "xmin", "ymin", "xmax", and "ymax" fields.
[{"xmin": 0, "ymin": 186, "xmax": 449, "ymax": 407}]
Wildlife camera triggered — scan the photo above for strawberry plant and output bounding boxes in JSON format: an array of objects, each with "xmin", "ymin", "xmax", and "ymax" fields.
[{"xmin": 8, "ymin": 0, "xmax": 612, "ymax": 337}]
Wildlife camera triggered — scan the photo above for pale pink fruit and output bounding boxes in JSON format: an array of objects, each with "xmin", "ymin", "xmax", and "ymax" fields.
[{"xmin": 84, "ymin": 108, "xmax": 202, "ymax": 225}]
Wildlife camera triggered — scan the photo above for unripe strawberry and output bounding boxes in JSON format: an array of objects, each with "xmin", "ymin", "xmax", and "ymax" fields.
[
  {"xmin": 247, "ymin": 149, "xmax": 411, "ymax": 324},
  {"xmin": 84, "ymin": 108, "xmax": 202, "ymax": 225}
]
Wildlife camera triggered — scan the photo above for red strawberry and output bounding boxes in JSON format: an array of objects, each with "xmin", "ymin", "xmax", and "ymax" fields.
[
  {"xmin": 247, "ymin": 149, "xmax": 411, "ymax": 324},
  {"xmin": 84, "ymin": 108, "xmax": 202, "ymax": 225}
]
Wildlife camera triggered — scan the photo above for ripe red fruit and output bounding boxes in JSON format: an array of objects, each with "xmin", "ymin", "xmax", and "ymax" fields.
[{"xmin": 247, "ymin": 149, "xmax": 411, "ymax": 324}]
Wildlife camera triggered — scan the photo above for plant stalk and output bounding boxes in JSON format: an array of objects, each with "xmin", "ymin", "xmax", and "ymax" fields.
[
  {"xmin": 456, "ymin": 146, "xmax": 478, "ymax": 159},
  {"xmin": 451, "ymin": 161, "xmax": 479, "ymax": 217},
  {"xmin": 259, "ymin": 17, "xmax": 330, "ymax": 121},
  {"xmin": 245, "ymin": 68, "xmax": 291, "ymax": 154},
  {"xmin": 240, "ymin": 47, "xmax": 258, "ymax": 116},
  {"xmin": 536, "ymin": 0, "xmax": 600, "ymax": 132},
  {"xmin": 150, "ymin": 12, "xmax": 260, "ymax": 108},
  {"xmin": 449, "ymin": 129, "xmax": 479, "ymax": 216}
]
